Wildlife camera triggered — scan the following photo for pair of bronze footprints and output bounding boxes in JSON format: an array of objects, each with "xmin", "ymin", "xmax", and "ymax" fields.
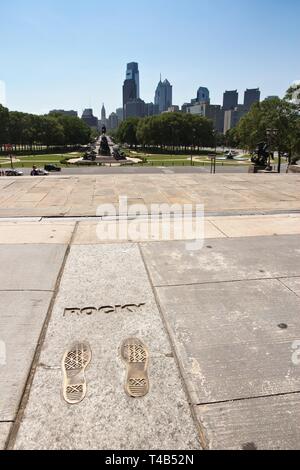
[{"xmin": 62, "ymin": 338, "xmax": 149, "ymax": 405}]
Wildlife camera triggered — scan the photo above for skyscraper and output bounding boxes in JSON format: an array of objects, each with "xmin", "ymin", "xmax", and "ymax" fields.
[
  {"xmin": 101, "ymin": 104, "xmax": 106, "ymax": 122},
  {"xmin": 244, "ymin": 88, "xmax": 261, "ymax": 110},
  {"xmin": 223, "ymin": 90, "xmax": 238, "ymax": 110},
  {"xmin": 123, "ymin": 79, "xmax": 137, "ymax": 117},
  {"xmin": 197, "ymin": 87, "xmax": 210, "ymax": 103},
  {"xmin": 123, "ymin": 62, "xmax": 140, "ymax": 118},
  {"xmin": 155, "ymin": 78, "xmax": 173, "ymax": 113},
  {"xmin": 126, "ymin": 62, "xmax": 140, "ymax": 99}
]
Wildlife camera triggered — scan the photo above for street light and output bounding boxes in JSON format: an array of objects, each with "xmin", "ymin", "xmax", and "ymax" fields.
[{"xmin": 266, "ymin": 128, "xmax": 280, "ymax": 172}]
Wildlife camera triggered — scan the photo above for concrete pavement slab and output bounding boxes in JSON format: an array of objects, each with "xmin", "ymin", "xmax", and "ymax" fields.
[
  {"xmin": 155, "ymin": 279, "xmax": 300, "ymax": 404},
  {"xmin": 0, "ymin": 244, "xmax": 67, "ymax": 291},
  {"xmin": 73, "ymin": 219, "xmax": 225, "ymax": 244},
  {"xmin": 197, "ymin": 393, "xmax": 300, "ymax": 450},
  {"xmin": 12, "ymin": 244, "xmax": 200, "ymax": 450},
  {"xmin": 279, "ymin": 277, "xmax": 300, "ymax": 297},
  {"xmin": 0, "ymin": 423, "xmax": 11, "ymax": 450},
  {"xmin": 0, "ymin": 223, "xmax": 75, "ymax": 244},
  {"xmin": 141, "ymin": 235, "xmax": 300, "ymax": 286},
  {"xmin": 210, "ymin": 215, "xmax": 300, "ymax": 238},
  {"xmin": 0, "ymin": 291, "xmax": 53, "ymax": 421}
]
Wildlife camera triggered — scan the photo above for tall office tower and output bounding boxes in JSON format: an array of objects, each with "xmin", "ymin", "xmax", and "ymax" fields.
[
  {"xmin": 123, "ymin": 79, "xmax": 137, "ymax": 117},
  {"xmin": 197, "ymin": 87, "xmax": 210, "ymax": 103},
  {"xmin": 101, "ymin": 104, "xmax": 106, "ymax": 122},
  {"xmin": 154, "ymin": 78, "xmax": 173, "ymax": 113},
  {"xmin": 223, "ymin": 90, "xmax": 238, "ymax": 110},
  {"xmin": 244, "ymin": 88, "xmax": 261, "ymax": 110},
  {"xmin": 116, "ymin": 108, "xmax": 124, "ymax": 122},
  {"xmin": 126, "ymin": 62, "xmax": 140, "ymax": 99}
]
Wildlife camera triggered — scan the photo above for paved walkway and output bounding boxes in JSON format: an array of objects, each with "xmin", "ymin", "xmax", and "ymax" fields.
[
  {"xmin": 1, "ymin": 174, "xmax": 300, "ymax": 450},
  {"xmin": 0, "ymin": 173, "xmax": 299, "ymax": 217}
]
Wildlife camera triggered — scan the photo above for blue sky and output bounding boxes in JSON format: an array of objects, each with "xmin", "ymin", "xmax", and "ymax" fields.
[{"xmin": 0, "ymin": 0, "xmax": 299, "ymax": 117}]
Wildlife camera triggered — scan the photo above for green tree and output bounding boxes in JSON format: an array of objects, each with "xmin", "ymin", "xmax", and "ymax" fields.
[
  {"xmin": 236, "ymin": 98, "xmax": 299, "ymax": 154},
  {"xmin": 117, "ymin": 117, "xmax": 140, "ymax": 148},
  {"xmin": 40, "ymin": 116, "xmax": 65, "ymax": 146},
  {"xmin": 0, "ymin": 104, "xmax": 9, "ymax": 144},
  {"xmin": 54, "ymin": 114, "xmax": 91, "ymax": 145}
]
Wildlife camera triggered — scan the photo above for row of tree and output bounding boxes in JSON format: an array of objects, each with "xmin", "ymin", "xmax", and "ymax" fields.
[
  {"xmin": 225, "ymin": 86, "xmax": 300, "ymax": 160},
  {"xmin": 115, "ymin": 113, "xmax": 215, "ymax": 150},
  {"xmin": 0, "ymin": 105, "xmax": 91, "ymax": 147}
]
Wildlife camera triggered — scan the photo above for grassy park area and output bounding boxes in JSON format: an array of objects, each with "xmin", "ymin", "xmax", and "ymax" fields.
[{"xmin": 0, "ymin": 153, "xmax": 84, "ymax": 168}]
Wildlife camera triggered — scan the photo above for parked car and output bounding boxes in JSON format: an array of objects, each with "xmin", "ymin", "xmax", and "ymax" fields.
[
  {"xmin": 5, "ymin": 169, "xmax": 23, "ymax": 176},
  {"xmin": 31, "ymin": 168, "xmax": 49, "ymax": 176},
  {"xmin": 44, "ymin": 164, "xmax": 61, "ymax": 172}
]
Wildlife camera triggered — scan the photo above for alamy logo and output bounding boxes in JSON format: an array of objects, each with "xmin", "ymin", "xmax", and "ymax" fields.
[
  {"xmin": 0, "ymin": 340, "xmax": 6, "ymax": 366},
  {"xmin": 292, "ymin": 340, "xmax": 300, "ymax": 366},
  {"xmin": 96, "ymin": 196, "xmax": 204, "ymax": 251}
]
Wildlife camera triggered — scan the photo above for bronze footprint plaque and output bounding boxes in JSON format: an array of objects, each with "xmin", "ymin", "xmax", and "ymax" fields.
[
  {"xmin": 121, "ymin": 338, "xmax": 149, "ymax": 398},
  {"xmin": 62, "ymin": 341, "xmax": 92, "ymax": 405}
]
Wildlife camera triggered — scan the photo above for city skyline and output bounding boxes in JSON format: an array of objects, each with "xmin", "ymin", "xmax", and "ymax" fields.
[
  {"xmin": 0, "ymin": 59, "xmax": 295, "ymax": 118},
  {"xmin": 0, "ymin": 0, "xmax": 299, "ymax": 116}
]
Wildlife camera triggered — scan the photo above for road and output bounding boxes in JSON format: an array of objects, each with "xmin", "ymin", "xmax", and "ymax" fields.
[{"xmin": 13, "ymin": 163, "xmax": 289, "ymax": 176}]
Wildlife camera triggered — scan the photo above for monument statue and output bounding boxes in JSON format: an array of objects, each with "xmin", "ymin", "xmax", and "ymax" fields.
[
  {"xmin": 251, "ymin": 142, "xmax": 274, "ymax": 170},
  {"xmin": 99, "ymin": 135, "xmax": 111, "ymax": 156}
]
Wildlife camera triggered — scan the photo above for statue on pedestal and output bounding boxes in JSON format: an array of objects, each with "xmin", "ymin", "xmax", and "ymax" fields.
[{"xmin": 251, "ymin": 142, "xmax": 274, "ymax": 170}]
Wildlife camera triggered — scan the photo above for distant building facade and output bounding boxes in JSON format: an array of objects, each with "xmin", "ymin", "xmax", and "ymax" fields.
[
  {"xmin": 165, "ymin": 105, "xmax": 180, "ymax": 113},
  {"xmin": 196, "ymin": 87, "xmax": 210, "ymax": 103},
  {"xmin": 223, "ymin": 90, "xmax": 238, "ymax": 110},
  {"xmin": 187, "ymin": 102, "xmax": 224, "ymax": 133},
  {"xmin": 223, "ymin": 105, "xmax": 247, "ymax": 134},
  {"xmin": 265, "ymin": 96, "xmax": 280, "ymax": 101},
  {"xmin": 81, "ymin": 109, "xmax": 98, "ymax": 129},
  {"xmin": 244, "ymin": 88, "xmax": 260, "ymax": 110},
  {"xmin": 124, "ymin": 98, "xmax": 146, "ymax": 119},
  {"xmin": 145, "ymin": 102, "xmax": 159, "ymax": 116},
  {"xmin": 108, "ymin": 112, "xmax": 119, "ymax": 130},
  {"xmin": 49, "ymin": 110, "xmax": 78, "ymax": 117},
  {"xmin": 116, "ymin": 108, "xmax": 124, "ymax": 122},
  {"xmin": 154, "ymin": 78, "xmax": 173, "ymax": 113}
]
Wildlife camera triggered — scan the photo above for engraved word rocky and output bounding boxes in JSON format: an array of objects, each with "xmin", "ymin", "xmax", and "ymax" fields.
[{"xmin": 64, "ymin": 303, "xmax": 146, "ymax": 317}]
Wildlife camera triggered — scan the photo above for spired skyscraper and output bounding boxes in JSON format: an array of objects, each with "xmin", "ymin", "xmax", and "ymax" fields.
[
  {"xmin": 101, "ymin": 104, "xmax": 106, "ymax": 122},
  {"xmin": 155, "ymin": 77, "xmax": 173, "ymax": 113}
]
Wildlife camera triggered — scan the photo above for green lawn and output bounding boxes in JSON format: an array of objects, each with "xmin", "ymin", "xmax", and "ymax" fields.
[
  {"xmin": 0, "ymin": 153, "xmax": 83, "ymax": 168},
  {"xmin": 129, "ymin": 151, "xmax": 251, "ymax": 167}
]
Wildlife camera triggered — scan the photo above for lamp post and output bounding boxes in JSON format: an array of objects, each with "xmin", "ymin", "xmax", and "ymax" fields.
[{"xmin": 266, "ymin": 128, "xmax": 279, "ymax": 172}]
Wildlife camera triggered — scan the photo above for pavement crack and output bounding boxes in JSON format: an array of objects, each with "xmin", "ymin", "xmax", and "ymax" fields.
[{"xmin": 195, "ymin": 390, "xmax": 300, "ymax": 407}]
